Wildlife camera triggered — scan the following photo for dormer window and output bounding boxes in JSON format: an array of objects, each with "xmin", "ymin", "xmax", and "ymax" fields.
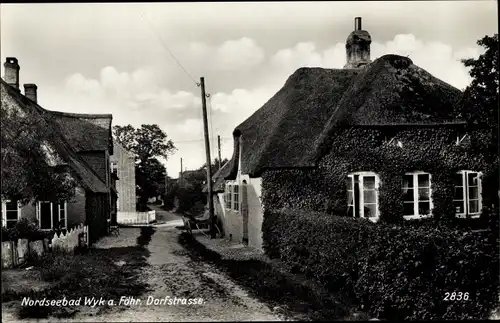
[
  {"xmin": 455, "ymin": 133, "xmax": 470, "ymax": 146},
  {"xmin": 384, "ymin": 136, "xmax": 403, "ymax": 148}
]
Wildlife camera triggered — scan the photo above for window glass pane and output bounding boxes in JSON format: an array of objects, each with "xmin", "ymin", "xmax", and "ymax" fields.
[
  {"xmin": 403, "ymin": 175, "xmax": 413, "ymax": 188},
  {"xmin": 418, "ymin": 202, "xmax": 430, "ymax": 215},
  {"xmin": 454, "ymin": 201, "xmax": 465, "ymax": 214},
  {"xmin": 453, "ymin": 173, "xmax": 464, "ymax": 186},
  {"xmin": 347, "ymin": 191, "xmax": 353, "ymax": 205},
  {"xmin": 347, "ymin": 177, "xmax": 353, "ymax": 190},
  {"xmin": 363, "ymin": 176, "xmax": 376, "ymax": 189},
  {"xmin": 6, "ymin": 200, "xmax": 17, "ymax": 211},
  {"xmin": 469, "ymin": 200, "xmax": 479, "ymax": 213},
  {"xmin": 403, "ymin": 188, "xmax": 414, "ymax": 202},
  {"xmin": 418, "ymin": 188, "xmax": 430, "ymax": 201},
  {"xmin": 468, "ymin": 172, "xmax": 479, "ymax": 186},
  {"xmin": 6, "ymin": 210, "xmax": 18, "ymax": 221},
  {"xmin": 348, "ymin": 205, "xmax": 355, "ymax": 217},
  {"xmin": 468, "ymin": 187, "xmax": 479, "ymax": 200},
  {"xmin": 403, "ymin": 202, "xmax": 414, "ymax": 216},
  {"xmin": 418, "ymin": 174, "xmax": 430, "ymax": 188},
  {"xmin": 363, "ymin": 190, "xmax": 376, "ymax": 204},
  {"xmin": 454, "ymin": 187, "xmax": 464, "ymax": 200},
  {"xmin": 363, "ymin": 204, "xmax": 377, "ymax": 218}
]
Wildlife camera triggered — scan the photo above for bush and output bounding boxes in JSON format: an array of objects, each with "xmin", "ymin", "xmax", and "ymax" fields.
[
  {"xmin": 263, "ymin": 208, "xmax": 500, "ymax": 320},
  {"xmin": 1, "ymin": 219, "xmax": 50, "ymax": 242},
  {"xmin": 355, "ymin": 224, "xmax": 500, "ymax": 320},
  {"xmin": 262, "ymin": 208, "xmax": 376, "ymax": 298}
]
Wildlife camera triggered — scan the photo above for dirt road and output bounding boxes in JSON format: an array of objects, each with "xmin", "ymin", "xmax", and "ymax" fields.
[{"xmin": 2, "ymin": 225, "xmax": 283, "ymax": 322}]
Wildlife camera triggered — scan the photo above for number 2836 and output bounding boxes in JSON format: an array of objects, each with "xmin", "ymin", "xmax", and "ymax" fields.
[{"xmin": 444, "ymin": 292, "xmax": 469, "ymax": 301}]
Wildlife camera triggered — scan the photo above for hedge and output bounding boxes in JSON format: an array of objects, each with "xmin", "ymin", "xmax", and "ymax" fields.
[
  {"xmin": 262, "ymin": 208, "xmax": 500, "ymax": 320},
  {"xmin": 262, "ymin": 208, "xmax": 377, "ymax": 299},
  {"xmin": 1, "ymin": 218, "xmax": 51, "ymax": 242},
  {"xmin": 355, "ymin": 224, "xmax": 500, "ymax": 320}
]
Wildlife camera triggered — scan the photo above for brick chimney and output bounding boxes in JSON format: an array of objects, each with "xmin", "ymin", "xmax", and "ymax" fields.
[
  {"xmin": 4, "ymin": 57, "xmax": 20, "ymax": 90},
  {"xmin": 344, "ymin": 17, "xmax": 372, "ymax": 69},
  {"xmin": 24, "ymin": 84, "xmax": 38, "ymax": 103}
]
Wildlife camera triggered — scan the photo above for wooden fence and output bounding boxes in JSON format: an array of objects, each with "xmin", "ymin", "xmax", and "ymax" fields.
[
  {"xmin": 1, "ymin": 224, "xmax": 89, "ymax": 269},
  {"xmin": 51, "ymin": 224, "xmax": 89, "ymax": 253},
  {"xmin": 117, "ymin": 210, "xmax": 156, "ymax": 225}
]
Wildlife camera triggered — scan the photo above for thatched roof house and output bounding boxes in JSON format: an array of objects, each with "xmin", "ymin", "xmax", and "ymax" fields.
[
  {"xmin": 211, "ymin": 53, "xmax": 463, "ymax": 188},
  {"xmin": 2, "ymin": 57, "xmax": 114, "ymax": 243},
  {"xmin": 1, "ymin": 78, "xmax": 109, "ymax": 193},
  {"xmin": 203, "ymin": 17, "xmax": 495, "ymax": 252}
]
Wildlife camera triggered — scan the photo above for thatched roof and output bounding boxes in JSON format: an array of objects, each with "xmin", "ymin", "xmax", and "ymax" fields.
[
  {"xmin": 211, "ymin": 54, "xmax": 464, "ymax": 185},
  {"xmin": 47, "ymin": 111, "xmax": 113, "ymax": 154},
  {"xmin": 1, "ymin": 79, "xmax": 109, "ymax": 193},
  {"xmin": 202, "ymin": 160, "xmax": 232, "ymax": 194}
]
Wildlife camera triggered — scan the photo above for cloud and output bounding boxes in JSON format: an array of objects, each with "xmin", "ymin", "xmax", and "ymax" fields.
[
  {"xmin": 181, "ymin": 37, "xmax": 265, "ymax": 73},
  {"xmin": 269, "ymin": 33, "xmax": 481, "ymax": 90},
  {"xmin": 214, "ymin": 37, "xmax": 265, "ymax": 71}
]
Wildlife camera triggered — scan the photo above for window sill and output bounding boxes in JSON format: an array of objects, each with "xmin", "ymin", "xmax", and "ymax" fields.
[
  {"xmin": 456, "ymin": 214, "xmax": 481, "ymax": 219},
  {"xmin": 403, "ymin": 215, "xmax": 433, "ymax": 220}
]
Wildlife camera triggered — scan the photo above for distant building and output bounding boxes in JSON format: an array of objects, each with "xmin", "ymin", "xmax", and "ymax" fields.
[{"xmin": 110, "ymin": 142, "xmax": 136, "ymax": 214}]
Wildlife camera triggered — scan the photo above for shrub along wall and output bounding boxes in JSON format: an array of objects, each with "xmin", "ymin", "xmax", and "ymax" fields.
[
  {"xmin": 261, "ymin": 127, "xmax": 498, "ymax": 225},
  {"xmin": 262, "ymin": 208, "xmax": 499, "ymax": 320}
]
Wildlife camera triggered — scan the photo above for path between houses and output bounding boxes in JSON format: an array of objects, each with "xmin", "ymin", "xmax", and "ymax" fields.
[{"xmin": 2, "ymin": 225, "xmax": 283, "ymax": 322}]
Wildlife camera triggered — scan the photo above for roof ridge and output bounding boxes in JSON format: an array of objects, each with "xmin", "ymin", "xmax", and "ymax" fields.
[{"xmin": 47, "ymin": 110, "xmax": 113, "ymax": 119}]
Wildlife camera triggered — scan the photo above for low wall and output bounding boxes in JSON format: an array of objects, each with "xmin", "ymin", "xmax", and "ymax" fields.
[
  {"xmin": 2, "ymin": 239, "xmax": 47, "ymax": 269},
  {"xmin": 117, "ymin": 210, "xmax": 156, "ymax": 225}
]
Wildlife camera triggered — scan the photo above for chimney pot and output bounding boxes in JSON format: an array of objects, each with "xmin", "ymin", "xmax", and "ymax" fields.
[
  {"xmin": 4, "ymin": 57, "xmax": 20, "ymax": 90},
  {"xmin": 24, "ymin": 84, "xmax": 38, "ymax": 103},
  {"xmin": 355, "ymin": 17, "xmax": 362, "ymax": 31}
]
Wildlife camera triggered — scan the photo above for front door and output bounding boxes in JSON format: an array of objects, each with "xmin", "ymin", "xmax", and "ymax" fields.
[{"xmin": 39, "ymin": 202, "xmax": 52, "ymax": 229}]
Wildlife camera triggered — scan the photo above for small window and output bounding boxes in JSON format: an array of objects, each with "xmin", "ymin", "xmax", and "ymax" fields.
[
  {"xmin": 233, "ymin": 185, "xmax": 240, "ymax": 211},
  {"xmin": 403, "ymin": 172, "xmax": 432, "ymax": 219},
  {"xmin": 347, "ymin": 172, "xmax": 380, "ymax": 220},
  {"xmin": 2, "ymin": 200, "xmax": 21, "ymax": 229},
  {"xmin": 111, "ymin": 161, "xmax": 118, "ymax": 174},
  {"xmin": 225, "ymin": 184, "xmax": 232, "ymax": 209},
  {"xmin": 454, "ymin": 171, "xmax": 482, "ymax": 218}
]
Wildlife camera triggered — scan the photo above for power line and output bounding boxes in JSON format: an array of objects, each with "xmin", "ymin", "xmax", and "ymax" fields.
[{"xmin": 140, "ymin": 12, "xmax": 200, "ymax": 88}]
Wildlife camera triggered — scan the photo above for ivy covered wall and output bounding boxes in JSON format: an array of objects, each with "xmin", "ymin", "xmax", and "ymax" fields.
[{"xmin": 261, "ymin": 127, "xmax": 498, "ymax": 224}]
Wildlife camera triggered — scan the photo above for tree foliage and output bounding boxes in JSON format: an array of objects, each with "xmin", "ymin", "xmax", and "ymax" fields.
[
  {"xmin": 1, "ymin": 105, "xmax": 76, "ymax": 206},
  {"xmin": 460, "ymin": 33, "xmax": 499, "ymax": 128},
  {"xmin": 163, "ymin": 158, "xmax": 228, "ymax": 214},
  {"xmin": 113, "ymin": 124, "xmax": 176, "ymax": 205}
]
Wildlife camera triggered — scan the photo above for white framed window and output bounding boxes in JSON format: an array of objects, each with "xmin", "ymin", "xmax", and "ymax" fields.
[
  {"xmin": 225, "ymin": 184, "xmax": 232, "ymax": 209},
  {"xmin": 347, "ymin": 172, "xmax": 380, "ymax": 221},
  {"xmin": 454, "ymin": 171, "xmax": 482, "ymax": 219},
  {"xmin": 233, "ymin": 185, "xmax": 240, "ymax": 212},
  {"xmin": 403, "ymin": 172, "xmax": 433, "ymax": 219},
  {"xmin": 1, "ymin": 200, "xmax": 21, "ymax": 229},
  {"xmin": 36, "ymin": 201, "xmax": 67, "ymax": 230}
]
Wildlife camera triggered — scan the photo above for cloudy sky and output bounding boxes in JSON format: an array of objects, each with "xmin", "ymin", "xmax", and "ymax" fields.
[{"xmin": 1, "ymin": 1, "xmax": 497, "ymax": 177}]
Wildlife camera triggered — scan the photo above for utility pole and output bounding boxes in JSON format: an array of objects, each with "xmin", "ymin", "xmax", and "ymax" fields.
[
  {"xmin": 217, "ymin": 135, "xmax": 222, "ymax": 170},
  {"xmin": 200, "ymin": 77, "xmax": 216, "ymax": 238},
  {"xmin": 180, "ymin": 158, "xmax": 183, "ymax": 185}
]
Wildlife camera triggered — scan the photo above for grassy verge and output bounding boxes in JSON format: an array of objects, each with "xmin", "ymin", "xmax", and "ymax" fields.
[
  {"xmin": 178, "ymin": 233, "xmax": 359, "ymax": 321},
  {"xmin": 2, "ymin": 233, "xmax": 152, "ymax": 319}
]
